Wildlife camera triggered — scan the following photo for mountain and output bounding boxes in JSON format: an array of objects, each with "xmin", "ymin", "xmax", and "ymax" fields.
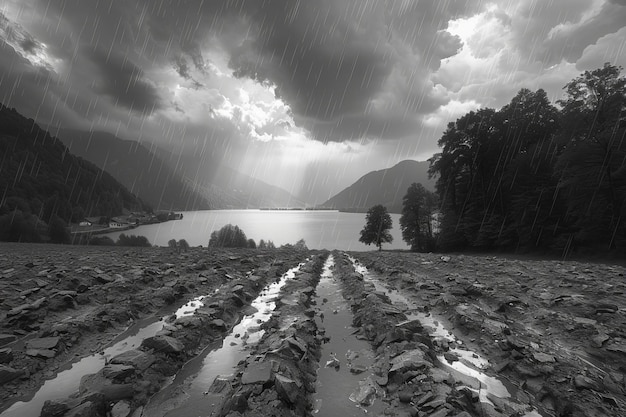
[
  {"xmin": 54, "ymin": 129, "xmax": 210, "ymax": 211},
  {"xmin": 0, "ymin": 104, "xmax": 146, "ymax": 232},
  {"xmin": 153, "ymin": 146, "xmax": 307, "ymax": 209},
  {"xmin": 321, "ymin": 160, "xmax": 435, "ymax": 213}
]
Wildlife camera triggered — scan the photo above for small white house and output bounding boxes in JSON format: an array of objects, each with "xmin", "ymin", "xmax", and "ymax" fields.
[{"xmin": 109, "ymin": 221, "xmax": 128, "ymax": 229}]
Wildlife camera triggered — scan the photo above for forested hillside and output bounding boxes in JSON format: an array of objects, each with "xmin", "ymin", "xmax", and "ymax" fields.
[
  {"xmin": 56, "ymin": 130, "xmax": 210, "ymax": 211},
  {"xmin": 429, "ymin": 63, "xmax": 626, "ymax": 255},
  {"xmin": 0, "ymin": 104, "xmax": 148, "ymax": 242}
]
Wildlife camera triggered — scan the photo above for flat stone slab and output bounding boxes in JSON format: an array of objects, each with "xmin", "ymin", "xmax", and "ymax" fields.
[
  {"xmin": 141, "ymin": 335, "xmax": 184, "ymax": 353},
  {"xmin": 389, "ymin": 349, "xmax": 429, "ymax": 373},
  {"xmin": 110, "ymin": 349, "xmax": 155, "ymax": 371},
  {"xmin": 0, "ymin": 364, "xmax": 23, "ymax": 384},
  {"xmin": 26, "ymin": 337, "xmax": 59, "ymax": 350},
  {"xmin": 26, "ymin": 349, "xmax": 56, "ymax": 358},
  {"xmin": 0, "ymin": 334, "xmax": 17, "ymax": 346},
  {"xmin": 241, "ymin": 362, "xmax": 272, "ymax": 385}
]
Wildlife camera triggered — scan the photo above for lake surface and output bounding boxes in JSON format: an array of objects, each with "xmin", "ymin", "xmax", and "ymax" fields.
[{"xmin": 105, "ymin": 210, "xmax": 408, "ymax": 251}]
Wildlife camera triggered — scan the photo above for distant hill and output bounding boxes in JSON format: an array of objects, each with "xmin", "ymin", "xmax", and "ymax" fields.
[
  {"xmin": 321, "ymin": 160, "xmax": 435, "ymax": 213},
  {"xmin": 0, "ymin": 104, "xmax": 146, "ymax": 231},
  {"xmin": 153, "ymin": 146, "xmax": 307, "ymax": 209},
  {"xmin": 54, "ymin": 129, "xmax": 210, "ymax": 211}
]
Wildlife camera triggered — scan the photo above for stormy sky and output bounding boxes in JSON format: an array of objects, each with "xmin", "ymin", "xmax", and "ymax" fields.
[{"xmin": 1, "ymin": 0, "xmax": 625, "ymax": 202}]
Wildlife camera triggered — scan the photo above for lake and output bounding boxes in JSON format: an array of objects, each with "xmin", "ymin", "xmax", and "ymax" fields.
[{"xmin": 104, "ymin": 210, "xmax": 409, "ymax": 251}]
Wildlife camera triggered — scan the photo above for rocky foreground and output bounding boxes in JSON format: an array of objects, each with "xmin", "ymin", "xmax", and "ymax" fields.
[{"xmin": 0, "ymin": 243, "xmax": 625, "ymax": 417}]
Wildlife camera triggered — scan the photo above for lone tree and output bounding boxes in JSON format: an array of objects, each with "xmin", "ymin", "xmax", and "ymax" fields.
[
  {"xmin": 359, "ymin": 205, "xmax": 393, "ymax": 251},
  {"xmin": 400, "ymin": 183, "xmax": 437, "ymax": 252}
]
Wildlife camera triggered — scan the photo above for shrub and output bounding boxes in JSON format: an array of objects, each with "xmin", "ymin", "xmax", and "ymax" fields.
[
  {"xmin": 178, "ymin": 239, "xmax": 190, "ymax": 251},
  {"xmin": 208, "ymin": 224, "xmax": 248, "ymax": 248},
  {"xmin": 88, "ymin": 236, "xmax": 115, "ymax": 246},
  {"xmin": 48, "ymin": 215, "xmax": 71, "ymax": 244},
  {"xmin": 0, "ymin": 210, "xmax": 42, "ymax": 242},
  {"xmin": 117, "ymin": 233, "xmax": 151, "ymax": 247}
]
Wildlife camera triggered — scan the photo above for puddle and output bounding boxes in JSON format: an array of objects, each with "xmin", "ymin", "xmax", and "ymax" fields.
[
  {"xmin": 347, "ymin": 256, "xmax": 542, "ymax": 417},
  {"xmin": 313, "ymin": 255, "xmax": 386, "ymax": 417},
  {"xmin": 0, "ymin": 292, "xmax": 215, "ymax": 417},
  {"xmin": 142, "ymin": 261, "xmax": 305, "ymax": 417}
]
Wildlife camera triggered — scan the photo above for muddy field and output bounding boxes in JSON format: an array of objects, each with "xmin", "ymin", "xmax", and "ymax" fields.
[{"xmin": 0, "ymin": 243, "xmax": 625, "ymax": 417}]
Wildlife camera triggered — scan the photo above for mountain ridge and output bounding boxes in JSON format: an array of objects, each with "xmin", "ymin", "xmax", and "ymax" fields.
[
  {"xmin": 54, "ymin": 129, "xmax": 211, "ymax": 211},
  {"xmin": 321, "ymin": 160, "xmax": 435, "ymax": 213}
]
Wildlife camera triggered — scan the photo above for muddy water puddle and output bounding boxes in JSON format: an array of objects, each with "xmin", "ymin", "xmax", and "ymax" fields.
[
  {"xmin": 0, "ymin": 294, "xmax": 214, "ymax": 417},
  {"xmin": 142, "ymin": 261, "xmax": 305, "ymax": 417},
  {"xmin": 313, "ymin": 255, "xmax": 386, "ymax": 416},
  {"xmin": 348, "ymin": 256, "xmax": 543, "ymax": 417}
]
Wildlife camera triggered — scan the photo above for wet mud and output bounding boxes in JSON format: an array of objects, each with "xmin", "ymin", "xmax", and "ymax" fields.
[{"xmin": 1, "ymin": 243, "xmax": 625, "ymax": 416}]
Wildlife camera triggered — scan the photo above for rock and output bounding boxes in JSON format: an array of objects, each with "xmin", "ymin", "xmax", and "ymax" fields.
[
  {"xmin": 209, "ymin": 319, "xmax": 227, "ymax": 329},
  {"xmin": 102, "ymin": 364, "xmax": 135, "ymax": 381},
  {"xmin": 444, "ymin": 351, "xmax": 459, "ymax": 363},
  {"xmin": 40, "ymin": 399, "xmax": 75, "ymax": 417},
  {"xmin": 110, "ymin": 349, "xmax": 155, "ymax": 371},
  {"xmin": 241, "ymin": 362, "xmax": 272, "ymax": 385},
  {"xmin": 111, "ymin": 400, "xmax": 131, "ymax": 417},
  {"xmin": 492, "ymin": 360, "xmax": 510, "ymax": 372},
  {"xmin": 208, "ymin": 376, "xmax": 233, "ymax": 394},
  {"xmin": 349, "ymin": 377, "xmax": 378, "ymax": 406},
  {"xmin": 523, "ymin": 377, "xmax": 544, "ymax": 393},
  {"xmin": 141, "ymin": 335, "xmax": 184, "ymax": 354},
  {"xmin": 591, "ymin": 333, "xmax": 610, "ymax": 348},
  {"xmin": 595, "ymin": 304, "xmax": 618, "ymax": 314},
  {"xmin": 325, "ymin": 353, "xmax": 340, "ymax": 370},
  {"xmin": 95, "ymin": 273, "xmax": 114, "ymax": 283},
  {"xmin": 26, "ymin": 348, "xmax": 57, "ymax": 358},
  {"xmin": 415, "ymin": 392, "xmax": 435, "ymax": 406},
  {"xmin": 8, "ymin": 297, "xmax": 46, "ymax": 315},
  {"xmin": 430, "ymin": 368, "xmax": 453, "ymax": 384},
  {"xmin": 574, "ymin": 374, "xmax": 601, "ymax": 391},
  {"xmin": 396, "ymin": 319, "xmax": 424, "ymax": 333},
  {"xmin": 0, "ymin": 348, "xmax": 13, "ymax": 363},
  {"xmin": 0, "ymin": 334, "xmax": 16, "ymax": 346},
  {"xmin": 48, "ymin": 294, "xmax": 77, "ymax": 311},
  {"xmin": 506, "ymin": 336, "xmax": 526, "ymax": 351},
  {"xmin": 606, "ymin": 342, "xmax": 626, "ymax": 355},
  {"xmin": 398, "ymin": 388, "xmax": 413, "ymax": 403},
  {"xmin": 274, "ymin": 373, "xmax": 300, "ymax": 404},
  {"xmin": 80, "ymin": 372, "xmax": 134, "ymax": 401},
  {"xmin": 389, "ymin": 349, "xmax": 429, "ymax": 373},
  {"xmin": 0, "ymin": 364, "xmax": 23, "ymax": 384},
  {"xmin": 26, "ymin": 336, "xmax": 59, "ymax": 350},
  {"xmin": 533, "ymin": 352, "xmax": 556, "ymax": 363},
  {"xmin": 603, "ymin": 373, "xmax": 625, "ymax": 395},
  {"xmin": 65, "ymin": 400, "xmax": 102, "ymax": 417}
]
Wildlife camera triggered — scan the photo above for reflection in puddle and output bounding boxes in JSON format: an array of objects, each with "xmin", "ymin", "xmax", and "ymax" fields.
[
  {"xmin": 0, "ymin": 290, "xmax": 217, "ymax": 417},
  {"xmin": 347, "ymin": 256, "xmax": 542, "ymax": 417},
  {"xmin": 145, "ymin": 262, "xmax": 305, "ymax": 417},
  {"xmin": 313, "ymin": 255, "xmax": 385, "ymax": 417}
]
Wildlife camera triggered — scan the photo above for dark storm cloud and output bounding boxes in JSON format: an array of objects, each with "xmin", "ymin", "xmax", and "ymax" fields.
[
  {"xmin": 0, "ymin": 41, "xmax": 79, "ymax": 126},
  {"xmin": 6, "ymin": 0, "xmax": 478, "ymax": 142},
  {"xmin": 508, "ymin": 0, "xmax": 626, "ymax": 66},
  {"xmin": 86, "ymin": 47, "xmax": 162, "ymax": 114},
  {"xmin": 214, "ymin": 0, "xmax": 471, "ymax": 141}
]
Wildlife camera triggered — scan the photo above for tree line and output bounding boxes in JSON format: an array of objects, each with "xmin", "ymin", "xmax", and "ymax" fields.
[{"xmin": 360, "ymin": 63, "xmax": 625, "ymax": 256}]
